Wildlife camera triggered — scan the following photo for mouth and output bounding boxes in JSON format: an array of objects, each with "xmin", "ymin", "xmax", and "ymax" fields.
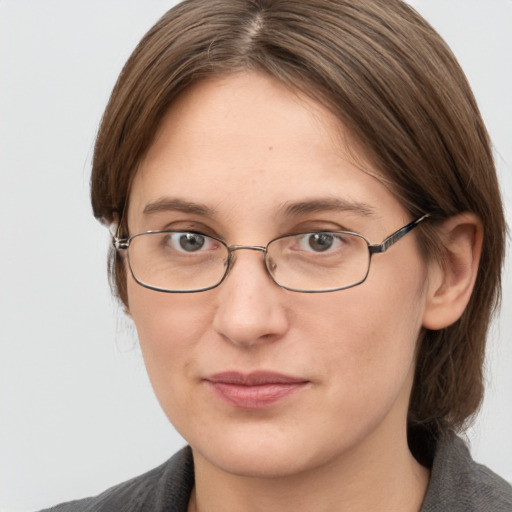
[{"xmin": 205, "ymin": 371, "xmax": 310, "ymax": 409}]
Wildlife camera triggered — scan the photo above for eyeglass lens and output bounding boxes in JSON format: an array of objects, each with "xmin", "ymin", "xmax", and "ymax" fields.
[{"xmin": 126, "ymin": 231, "xmax": 371, "ymax": 293}]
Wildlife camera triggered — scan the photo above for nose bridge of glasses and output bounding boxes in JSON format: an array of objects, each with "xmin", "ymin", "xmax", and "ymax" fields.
[
  {"xmin": 228, "ymin": 245, "xmax": 267, "ymax": 254},
  {"xmin": 226, "ymin": 245, "xmax": 270, "ymax": 272},
  {"xmin": 224, "ymin": 244, "xmax": 274, "ymax": 283}
]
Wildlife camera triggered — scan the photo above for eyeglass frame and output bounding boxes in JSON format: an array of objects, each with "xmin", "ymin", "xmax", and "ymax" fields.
[{"xmin": 113, "ymin": 213, "xmax": 430, "ymax": 294}]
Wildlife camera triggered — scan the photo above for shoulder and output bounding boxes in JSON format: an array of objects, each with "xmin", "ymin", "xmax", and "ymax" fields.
[
  {"xmin": 36, "ymin": 446, "xmax": 194, "ymax": 512},
  {"xmin": 421, "ymin": 431, "xmax": 512, "ymax": 512}
]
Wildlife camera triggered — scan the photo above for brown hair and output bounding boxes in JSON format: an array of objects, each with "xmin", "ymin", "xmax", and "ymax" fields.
[{"xmin": 90, "ymin": 0, "xmax": 505, "ymax": 437}]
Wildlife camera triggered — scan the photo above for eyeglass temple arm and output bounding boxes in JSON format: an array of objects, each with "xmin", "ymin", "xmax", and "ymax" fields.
[{"xmin": 368, "ymin": 214, "xmax": 430, "ymax": 255}]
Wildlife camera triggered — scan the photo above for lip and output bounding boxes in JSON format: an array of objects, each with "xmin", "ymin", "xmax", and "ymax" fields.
[{"xmin": 205, "ymin": 371, "xmax": 310, "ymax": 409}]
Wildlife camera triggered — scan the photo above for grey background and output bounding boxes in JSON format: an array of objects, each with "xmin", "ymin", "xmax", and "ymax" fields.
[{"xmin": 1, "ymin": 1, "xmax": 511, "ymax": 511}]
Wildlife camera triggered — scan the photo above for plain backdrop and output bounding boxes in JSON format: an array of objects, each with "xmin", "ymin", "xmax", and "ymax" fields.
[{"xmin": 0, "ymin": 1, "xmax": 511, "ymax": 511}]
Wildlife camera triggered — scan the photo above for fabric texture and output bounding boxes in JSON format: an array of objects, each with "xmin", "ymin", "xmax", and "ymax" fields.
[
  {"xmin": 420, "ymin": 432, "xmax": 512, "ymax": 511},
  {"xmin": 38, "ymin": 432, "xmax": 512, "ymax": 512},
  {"xmin": 39, "ymin": 447, "xmax": 194, "ymax": 512}
]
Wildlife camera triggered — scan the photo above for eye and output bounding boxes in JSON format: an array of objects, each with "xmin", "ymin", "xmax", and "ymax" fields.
[
  {"xmin": 297, "ymin": 232, "xmax": 343, "ymax": 253},
  {"xmin": 164, "ymin": 232, "xmax": 216, "ymax": 253}
]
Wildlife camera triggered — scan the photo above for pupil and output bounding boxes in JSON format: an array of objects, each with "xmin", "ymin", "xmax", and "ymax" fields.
[
  {"xmin": 309, "ymin": 233, "xmax": 333, "ymax": 252},
  {"xmin": 179, "ymin": 233, "xmax": 205, "ymax": 251}
]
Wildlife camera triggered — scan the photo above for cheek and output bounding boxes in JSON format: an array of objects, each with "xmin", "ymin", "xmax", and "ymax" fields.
[
  {"xmin": 299, "ymin": 260, "xmax": 427, "ymax": 397},
  {"xmin": 127, "ymin": 287, "xmax": 220, "ymax": 440},
  {"xmin": 127, "ymin": 281, "xmax": 213, "ymax": 392},
  {"xmin": 128, "ymin": 274, "xmax": 211, "ymax": 341}
]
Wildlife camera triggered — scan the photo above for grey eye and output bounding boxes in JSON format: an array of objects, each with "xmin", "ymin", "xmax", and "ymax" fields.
[
  {"xmin": 307, "ymin": 233, "xmax": 334, "ymax": 252},
  {"xmin": 178, "ymin": 233, "xmax": 206, "ymax": 252}
]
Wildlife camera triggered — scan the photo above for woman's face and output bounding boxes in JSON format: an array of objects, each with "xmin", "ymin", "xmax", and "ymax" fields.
[{"xmin": 126, "ymin": 72, "xmax": 434, "ymax": 477}]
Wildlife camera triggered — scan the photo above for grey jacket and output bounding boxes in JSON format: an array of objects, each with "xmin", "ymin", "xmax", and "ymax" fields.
[{"xmin": 39, "ymin": 432, "xmax": 512, "ymax": 511}]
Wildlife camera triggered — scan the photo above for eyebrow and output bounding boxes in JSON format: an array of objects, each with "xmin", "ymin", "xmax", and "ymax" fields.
[
  {"xmin": 142, "ymin": 196, "xmax": 376, "ymax": 219},
  {"xmin": 142, "ymin": 198, "xmax": 216, "ymax": 217},
  {"xmin": 281, "ymin": 198, "xmax": 377, "ymax": 217}
]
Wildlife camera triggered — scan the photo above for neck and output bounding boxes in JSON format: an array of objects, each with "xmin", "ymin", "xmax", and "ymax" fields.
[{"xmin": 188, "ymin": 425, "xmax": 429, "ymax": 512}]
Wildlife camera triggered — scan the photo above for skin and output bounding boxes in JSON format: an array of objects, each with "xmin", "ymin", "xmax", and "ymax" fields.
[{"xmin": 124, "ymin": 72, "xmax": 472, "ymax": 512}]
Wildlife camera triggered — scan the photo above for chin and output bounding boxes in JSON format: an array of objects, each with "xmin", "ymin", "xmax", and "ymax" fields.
[
  {"xmin": 186, "ymin": 420, "xmax": 357, "ymax": 480},
  {"xmin": 195, "ymin": 441, "xmax": 318, "ymax": 479}
]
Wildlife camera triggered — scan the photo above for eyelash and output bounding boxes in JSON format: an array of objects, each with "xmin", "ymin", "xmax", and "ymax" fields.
[{"xmin": 151, "ymin": 219, "xmax": 357, "ymax": 243}]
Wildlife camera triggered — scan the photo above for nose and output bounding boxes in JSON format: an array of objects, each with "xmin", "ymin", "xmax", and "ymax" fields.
[{"xmin": 212, "ymin": 249, "xmax": 290, "ymax": 348}]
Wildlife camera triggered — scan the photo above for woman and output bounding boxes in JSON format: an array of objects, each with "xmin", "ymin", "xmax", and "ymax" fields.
[{"xmin": 42, "ymin": 0, "xmax": 511, "ymax": 510}]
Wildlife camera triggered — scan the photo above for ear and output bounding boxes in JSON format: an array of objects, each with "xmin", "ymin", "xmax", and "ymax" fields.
[{"xmin": 422, "ymin": 213, "xmax": 483, "ymax": 330}]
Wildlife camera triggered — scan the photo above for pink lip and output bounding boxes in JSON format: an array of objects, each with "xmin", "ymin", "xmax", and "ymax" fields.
[{"xmin": 205, "ymin": 371, "xmax": 309, "ymax": 409}]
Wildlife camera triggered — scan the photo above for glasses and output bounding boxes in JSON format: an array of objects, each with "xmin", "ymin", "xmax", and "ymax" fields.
[{"xmin": 114, "ymin": 214, "xmax": 429, "ymax": 293}]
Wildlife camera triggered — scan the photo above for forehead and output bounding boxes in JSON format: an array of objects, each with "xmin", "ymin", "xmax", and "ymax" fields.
[{"xmin": 128, "ymin": 72, "xmax": 405, "ymax": 233}]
